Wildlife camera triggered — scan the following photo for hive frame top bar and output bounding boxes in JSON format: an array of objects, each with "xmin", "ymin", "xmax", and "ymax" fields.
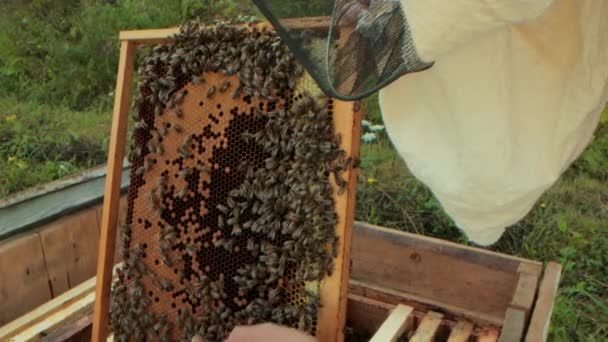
[
  {"xmin": 119, "ymin": 28, "xmax": 179, "ymax": 45},
  {"xmin": 118, "ymin": 16, "xmax": 330, "ymax": 45}
]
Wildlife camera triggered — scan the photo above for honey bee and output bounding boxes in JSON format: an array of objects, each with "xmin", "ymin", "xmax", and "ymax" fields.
[
  {"xmin": 206, "ymin": 85, "xmax": 216, "ymax": 98},
  {"xmin": 177, "ymin": 186, "xmax": 188, "ymax": 198},
  {"xmin": 219, "ymin": 80, "xmax": 231, "ymax": 93},
  {"xmin": 192, "ymin": 75, "xmax": 205, "ymax": 84},
  {"xmin": 178, "ymin": 167, "xmax": 192, "ymax": 178},
  {"xmin": 133, "ymin": 120, "xmax": 148, "ymax": 131}
]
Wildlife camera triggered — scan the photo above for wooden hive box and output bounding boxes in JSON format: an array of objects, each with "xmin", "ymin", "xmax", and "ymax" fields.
[{"xmin": 1, "ymin": 222, "xmax": 561, "ymax": 342}]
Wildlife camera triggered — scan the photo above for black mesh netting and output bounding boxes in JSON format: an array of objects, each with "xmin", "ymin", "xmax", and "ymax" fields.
[{"xmin": 252, "ymin": 0, "xmax": 433, "ymax": 100}]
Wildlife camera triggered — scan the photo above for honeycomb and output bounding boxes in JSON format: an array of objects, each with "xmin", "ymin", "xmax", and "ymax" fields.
[{"xmin": 110, "ymin": 21, "xmax": 354, "ymax": 341}]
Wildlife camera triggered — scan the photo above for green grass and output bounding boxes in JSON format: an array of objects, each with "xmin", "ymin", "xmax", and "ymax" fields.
[
  {"xmin": 356, "ymin": 99, "xmax": 608, "ymax": 341},
  {"xmin": 0, "ymin": 96, "xmax": 111, "ymax": 196}
]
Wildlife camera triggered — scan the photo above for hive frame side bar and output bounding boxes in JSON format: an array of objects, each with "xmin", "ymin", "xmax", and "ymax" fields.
[
  {"xmin": 316, "ymin": 100, "xmax": 362, "ymax": 341},
  {"xmin": 92, "ymin": 40, "xmax": 136, "ymax": 342}
]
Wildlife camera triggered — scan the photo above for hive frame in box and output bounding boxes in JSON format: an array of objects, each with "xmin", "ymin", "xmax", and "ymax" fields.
[{"xmin": 92, "ymin": 25, "xmax": 362, "ymax": 342}]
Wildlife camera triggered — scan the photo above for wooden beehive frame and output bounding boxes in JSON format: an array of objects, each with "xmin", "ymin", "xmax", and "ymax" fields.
[{"xmin": 92, "ymin": 25, "xmax": 361, "ymax": 342}]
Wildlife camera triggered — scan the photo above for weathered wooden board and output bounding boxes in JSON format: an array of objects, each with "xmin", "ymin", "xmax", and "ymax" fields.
[
  {"xmin": 369, "ymin": 304, "xmax": 414, "ymax": 342},
  {"xmin": 351, "ymin": 222, "xmax": 542, "ymax": 322},
  {"xmin": 0, "ymin": 234, "xmax": 51, "ymax": 325},
  {"xmin": 40, "ymin": 207, "xmax": 100, "ymax": 297},
  {"xmin": 478, "ymin": 328, "xmax": 500, "ymax": 342},
  {"xmin": 0, "ymin": 265, "xmax": 120, "ymax": 341},
  {"xmin": 41, "ymin": 309, "xmax": 93, "ymax": 342},
  {"xmin": 525, "ymin": 262, "xmax": 562, "ymax": 342},
  {"xmin": 410, "ymin": 311, "xmax": 444, "ymax": 341},
  {"xmin": 349, "ymin": 279, "xmax": 503, "ymax": 326},
  {"xmin": 447, "ymin": 320, "xmax": 474, "ymax": 342},
  {"xmin": 510, "ymin": 264, "xmax": 540, "ymax": 316},
  {"xmin": 499, "ymin": 308, "xmax": 527, "ymax": 342}
]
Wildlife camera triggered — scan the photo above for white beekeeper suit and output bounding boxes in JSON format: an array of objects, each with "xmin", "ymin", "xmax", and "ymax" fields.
[{"xmin": 380, "ymin": 0, "xmax": 608, "ymax": 245}]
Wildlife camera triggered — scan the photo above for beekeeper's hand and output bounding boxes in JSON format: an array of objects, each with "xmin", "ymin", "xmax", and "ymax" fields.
[{"xmin": 191, "ymin": 323, "xmax": 315, "ymax": 342}]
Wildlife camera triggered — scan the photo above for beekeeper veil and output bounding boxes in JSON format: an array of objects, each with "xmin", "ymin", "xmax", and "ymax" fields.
[{"xmin": 251, "ymin": 0, "xmax": 433, "ymax": 100}]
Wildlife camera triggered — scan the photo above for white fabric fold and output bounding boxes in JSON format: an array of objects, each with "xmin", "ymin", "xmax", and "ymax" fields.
[{"xmin": 381, "ymin": 0, "xmax": 608, "ymax": 245}]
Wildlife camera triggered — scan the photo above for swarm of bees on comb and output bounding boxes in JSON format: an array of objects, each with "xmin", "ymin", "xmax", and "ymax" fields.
[{"xmin": 110, "ymin": 18, "xmax": 353, "ymax": 341}]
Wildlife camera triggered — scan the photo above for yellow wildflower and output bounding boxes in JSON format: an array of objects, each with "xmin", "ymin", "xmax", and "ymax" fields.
[
  {"xmin": 4, "ymin": 114, "xmax": 17, "ymax": 122},
  {"xmin": 367, "ymin": 177, "xmax": 377, "ymax": 184}
]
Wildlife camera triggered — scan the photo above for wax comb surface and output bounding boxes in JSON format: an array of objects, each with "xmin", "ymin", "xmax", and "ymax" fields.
[{"xmin": 110, "ymin": 21, "xmax": 357, "ymax": 341}]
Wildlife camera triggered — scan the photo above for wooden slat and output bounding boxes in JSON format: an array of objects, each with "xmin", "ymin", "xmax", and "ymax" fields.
[
  {"xmin": 95, "ymin": 196, "xmax": 128, "ymax": 263},
  {"xmin": 351, "ymin": 222, "xmax": 537, "ymax": 322},
  {"xmin": 40, "ymin": 207, "xmax": 100, "ymax": 297},
  {"xmin": 525, "ymin": 262, "xmax": 562, "ymax": 342},
  {"xmin": 92, "ymin": 40, "xmax": 136, "ymax": 342},
  {"xmin": 118, "ymin": 16, "xmax": 331, "ymax": 45},
  {"xmin": 410, "ymin": 311, "xmax": 444, "ymax": 342},
  {"xmin": 8, "ymin": 292, "xmax": 95, "ymax": 341},
  {"xmin": 63, "ymin": 207, "xmax": 100, "ymax": 287},
  {"xmin": 510, "ymin": 264, "xmax": 540, "ymax": 316},
  {"xmin": 370, "ymin": 304, "xmax": 414, "ymax": 342},
  {"xmin": 40, "ymin": 220, "xmax": 74, "ymax": 297},
  {"xmin": 93, "ymin": 204, "xmax": 101, "ymax": 233},
  {"xmin": 0, "ymin": 264, "xmax": 121, "ymax": 341},
  {"xmin": 0, "ymin": 234, "xmax": 51, "ymax": 325},
  {"xmin": 447, "ymin": 320, "xmax": 474, "ymax": 342},
  {"xmin": 0, "ymin": 276, "xmax": 96, "ymax": 339},
  {"xmin": 349, "ymin": 279, "xmax": 503, "ymax": 326},
  {"xmin": 119, "ymin": 28, "xmax": 178, "ymax": 45},
  {"xmin": 40, "ymin": 309, "xmax": 93, "ymax": 342},
  {"xmin": 22, "ymin": 290, "xmax": 393, "ymax": 342},
  {"xmin": 498, "ymin": 308, "xmax": 526, "ymax": 342},
  {"xmin": 477, "ymin": 328, "xmax": 500, "ymax": 342},
  {"xmin": 354, "ymin": 222, "xmax": 542, "ymax": 273},
  {"xmin": 316, "ymin": 99, "xmax": 362, "ymax": 342}
]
